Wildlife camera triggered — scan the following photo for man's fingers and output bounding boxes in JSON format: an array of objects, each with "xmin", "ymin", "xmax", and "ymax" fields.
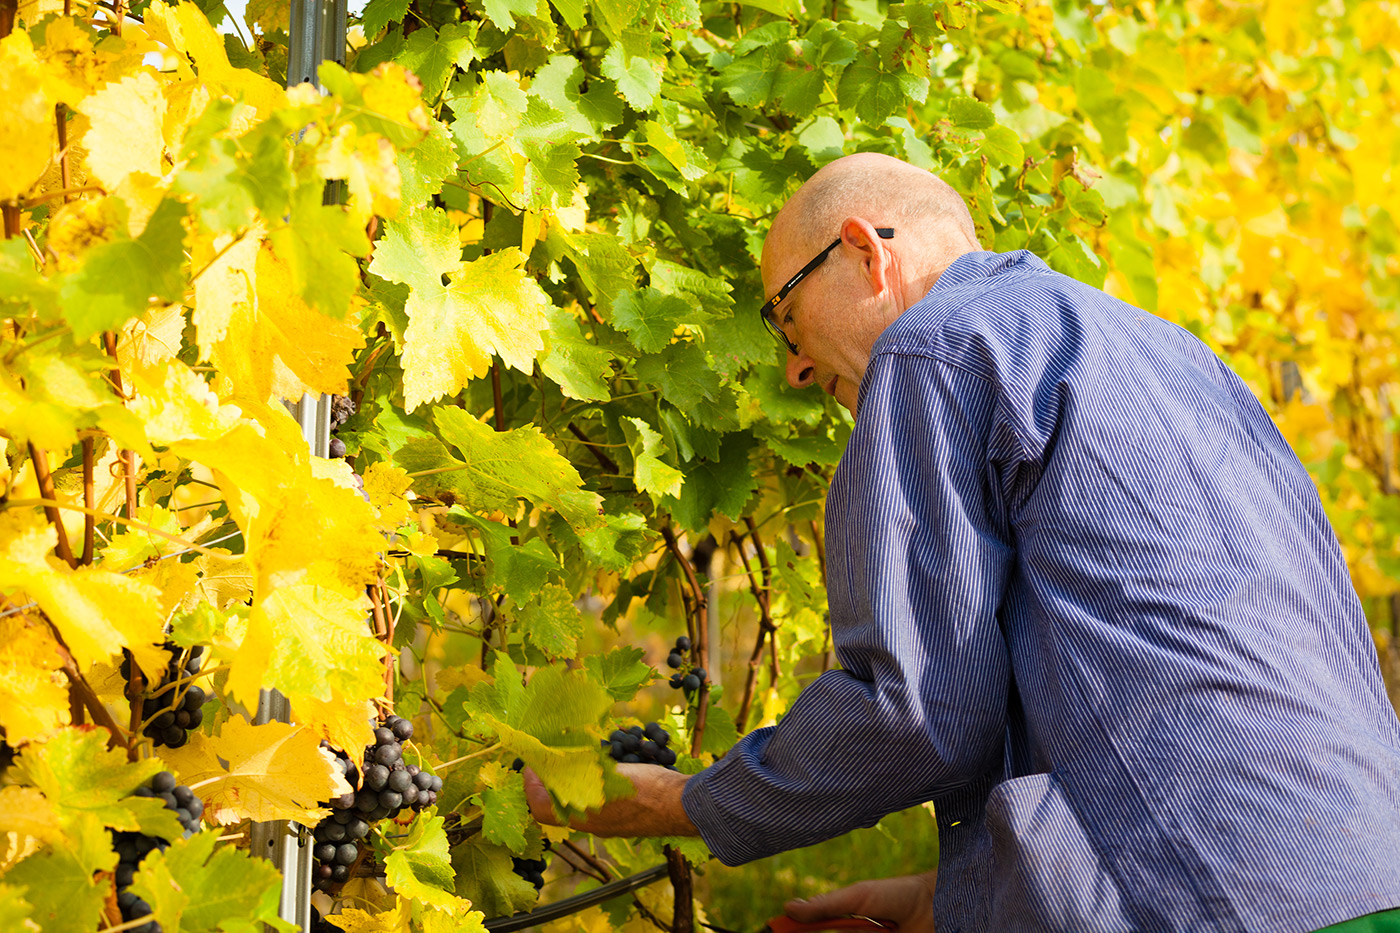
[
  {"xmin": 784, "ymin": 883, "xmax": 875, "ymax": 922},
  {"xmin": 522, "ymin": 767, "xmax": 560, "ymax": 825}
]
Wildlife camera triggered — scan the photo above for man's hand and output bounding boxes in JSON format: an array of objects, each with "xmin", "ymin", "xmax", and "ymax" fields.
[
  {"xmin": 523, "ymin": 764, "xmax": 700, "ymax": 837},
  {"xmin": 783, "ymin": 870, "xmax": 938, "ymax": 933}
]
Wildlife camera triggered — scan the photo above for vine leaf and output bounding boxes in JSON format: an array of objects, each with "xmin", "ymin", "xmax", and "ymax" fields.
[
  {"xmin": 0, "ymin": 614, "xmax": 70, "ymax": 745},
  {"xmin": 158, "ymin": 716, "xmax": 351, "ymax": 826},
  {"xmin": 449, "ymin": 840, "xmax": 536, "ymax": 920},
  {"xmin": 128, "ymin": 830, "xmax": 293, "ymax": 933},
  {"xmin": 368, "ymin": 208, "xmax": 551, "ymax": 410},
  {"xmin": 0, "ymin": 513, "xmax": 168, "ymax": 679},
  {"xmin": 0, "ymin": 32, "xmax": 57, "ymax": 202},
  {"xmin": 381, "ymin": 813, "xmax": 466, "ymax": 911},
  {"xmin": 0, "ymin": 884, "xmax": 39, "ymax": 933},
  {"xmin": 1, "ymin": 847, "xmax": 107, "ymax": 933},
  {"xmin": 476, "ymin": 762, "xmax": 529, "ymax": 851},
  {"xmin": 398, "ymin": 407, "xmax": 603, "ymax": 529}
]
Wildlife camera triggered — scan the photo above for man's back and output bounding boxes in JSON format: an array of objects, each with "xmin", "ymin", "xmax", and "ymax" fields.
[{"xmin": 869, "ymin": 249, "xmax": 1400, "ymax": 931}]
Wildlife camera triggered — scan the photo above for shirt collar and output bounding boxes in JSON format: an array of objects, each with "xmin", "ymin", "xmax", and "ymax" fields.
[{"xmin": 928, "ymin": 249, "xmax": 1050, "ymax": 293}]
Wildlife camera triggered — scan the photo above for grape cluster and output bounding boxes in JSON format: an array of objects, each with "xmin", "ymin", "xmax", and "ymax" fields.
[
  {"xmin": 125, "ymin": 645, "xmax": 206, "ymax": 750},
  {"xmin": 310, "ymin": 715, "xmax": 443, "ymax": 890},
  {"xmin": 604, "ymin": 722, "xmax": 677, "ymax": 769},
  {"xmin": 664, "ymin": 636, "xmax": 706, "ymax": 699},
  {"xmin": 512, "ymin": 851, "xmax": 549, "ymax": 891},
  {"xmin": 327, "ymin": 395, "xmax": 356, "ymax": 459},
  {"xmin": 112, "ymin": 771, "xmax": 203, "ymax": 933}
]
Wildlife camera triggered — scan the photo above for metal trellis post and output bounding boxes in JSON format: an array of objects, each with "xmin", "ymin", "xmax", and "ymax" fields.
[{"xmin": 251, "ymin": 0, "xmax": 347, "ymax": 927}]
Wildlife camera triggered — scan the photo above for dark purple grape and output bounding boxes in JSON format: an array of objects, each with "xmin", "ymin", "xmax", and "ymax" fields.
[
  {"xmin": 431, "ymin": 776, "xmax": 442, "ymax": 792},
  {"xmin": 354, "ymin": 790, "xmax": 377, "ymax": 812},
  {"xmin": 373, "ymin": 727, "xmax": 395, "ymax": 745},
  {"xmin": 162, "ymin": 728, "xmax": 186, "ymax": 748},
  {"xmin": 666, "ymin": 652, "xmax": 683, "ymax": 668},
  {"xmin": 186, "ymin": 708, "xmax": 203, "ymax": 728},
  {"xmin": 692, "ymin": 668, "xmax": 707, "ymax": 683},
  {"xmin": 331, "ymin": 793, "xmax": 356, "ymax": 810},
  {"xmin": 669, "ymin": 673, "xmax": 683, "ymax": 689},
  {"xmin": 390, "ymin": 718, "xmax": 413, "ymax": 740},
  {"xmin": 336, "ymin": 843, "xmax": 358, "ymax": 865},
  {"xmin": 378, "ymin": 790, "xmax": 402, "ymax": 810},
  {"xmin": 682, "ymin": 674, "xmax": 700, "ymax": 692},
  {"xmin": 401, "ymin": 784, "xmax": 419, "ymax": 807},
  {"xmin": 322, "ymin": 821, "xmax": 347, "ymax": 843},
  {"xmin": 153, "ymin": 711, "xmax": 176, "ymax": 729},
  {"xmin": 364, "ymin": 764, "xmax": 389, "ymax": 791},
  {"xmin": 332, "ymin": 810, "xmax": 352, "ymax": 825},
  {"xmin": 315, "ymin": 843, "xmax": 335, "ymax": 862},
  {"xmin": 374, "ymin": 744, "xmax": 401, "ymax": 766},
  {"xmin": 675, "ymin": 636, "xmax": 691, "ymax": 652},
  {"xmin": 331, "ymin": 864, "xmax": 349, "ymax": 882},
  {"xmin": 387, "ymin": 770, "xmax": 412, "ymax": 794},
  {"xmin": 346, "ymin": 818, "xmax": 369, "ymax": 840},
  {"xmin": 183, "ymin": 686, "xmax": 205, "ymax": 710},
  {"xmin": 174, "ymin": 710, "xmax": 191, "ymax": 728},
  {"xmin": 328, "ymin": 437, "xmax": 347, "ymax": 458},
  {"xmin": 317, "ymin": 864, "xmax": 333, "ymax": 880},
  {"xmin": 412, "ymin": 771, "xmax": 433, "ymax": 790}
]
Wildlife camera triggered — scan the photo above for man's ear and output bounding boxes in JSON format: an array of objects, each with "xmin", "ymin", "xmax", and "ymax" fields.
[{"xmin": 838, "ymin": 217, "xmax": 893, "ymax": 295}]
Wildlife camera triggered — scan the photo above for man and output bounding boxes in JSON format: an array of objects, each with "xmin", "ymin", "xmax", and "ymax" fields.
[{"xmin": 527, "ymin": 153, "xmax": 1400, "ymax": 932}]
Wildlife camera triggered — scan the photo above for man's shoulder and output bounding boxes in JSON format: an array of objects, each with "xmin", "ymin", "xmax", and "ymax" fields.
[{"xmin": 873, "ymin": 249, "xmax": 1094, "ymax": 379}]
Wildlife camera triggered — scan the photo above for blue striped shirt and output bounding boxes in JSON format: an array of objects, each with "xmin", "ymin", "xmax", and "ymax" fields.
[{"xmin": 682, "ymin": 250, "xmax": 1400, "ymax": 932}]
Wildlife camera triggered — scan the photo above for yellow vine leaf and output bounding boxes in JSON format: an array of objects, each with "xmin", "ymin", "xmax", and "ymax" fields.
[
  {"xmin": 78, "ymin": 71, "xmax": 168, "ymax": 192},
  {"xmin": 209, "ymin": 243, "xmax": 364, "ymax": 403},
  {"xmin": 191, "ymin": 229, "xmax": 261, "ymax": 361},
  {"xmin": 0, "ymin": 616, "xmax": 70, "ymax": 746},
  {"xmin": 368, "ymin": 209, "xmax": 550, "ymax": 410},
  {"xmin": 362, "ymin": 462, "xmax": 414, "ymax": 531},
  {"xmin": 144, "ymin": 1, "xmax": 284, "ymax": 118},
  {"xmin": 319, "ymin": 124, "xmax": 402, "ymax": 224},
  {"xmin": 127, "ymin": 361, "xmax": 241, "ymax": 446},
  {"xmin": 290, "ymin": 696, "xmax": 376, "ymax": 762},
  {"xmin": 159, "ymin": 716, "xmax": 351, "ymax": 826},
  {"xmin": 0, "ymin": 513, "xmax": 167, "ymax": 679},
  {"xmin": 0, "ymin": 787, "xmax": 62, "ymax": 848},
  {"xmin": 119, "ymin": 305, "xmax": 189, "ymax": 371},
  {"xmin": 0, "ymin": 31, "xmax": 57, "ymax": 203},
  {"xmin": 326, "ymin": 894, "xmax": 412, "ymax": 933},
  {"xmin": 189, "ymin": 550, "xmax": 253, "ymax": 610},
  {"xmin": 419, "ymin": 901, "xmax": 487, "ymax": 933},
  {"xmin": 128, "ymin": 558, "xmax": 201, "ymax": 619},
  {"xmin": 35, "ymin": 16, "xmax": 111, "ymax": 107},
  {"xmin": 226, "ymin": 579, "xmax": 386, "ymax": 710}
]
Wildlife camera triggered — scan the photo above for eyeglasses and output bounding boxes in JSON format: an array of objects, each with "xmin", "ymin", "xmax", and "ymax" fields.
[{"xmin": 759, "ymin": 227, "xmax": 894, "ymax": 355}]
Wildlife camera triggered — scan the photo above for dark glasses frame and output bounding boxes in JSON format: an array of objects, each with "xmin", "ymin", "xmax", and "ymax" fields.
[{"xmin": 759, "ymin": 228, "xmax": 895, "ymax": 355}]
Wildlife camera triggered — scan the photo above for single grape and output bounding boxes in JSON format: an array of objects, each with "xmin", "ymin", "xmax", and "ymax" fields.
[
  {"xmin": 323, "ymin": 822, "xmax": 347, "ymax": 843},
  {"xmin": 328, "ymin": 437, "xmax": 347, "ymax": 459},
  {"xmin": 183, "ymin": 686, "xmax": 206, "ymax": 710},
  {"xmin": 402, "ymin": 784, "xmax": 419, "ymax": 807},
  {"xmin": 692, "ymin": 668, "xmax": 707, "ymax": 683},
  {"xmin": 373, "ymin": 727, "xmax": 395, "ymax": 745},
  {"xmin": 364, "ymin": 764, "xmax": 389, "ymax": 791},
  {"xmin": 354, "ymin": 790, "xmax": 377, "ymax": 812},
  {"xmin": 669, "ymin": 673, "xmax": 684, "ymax": 689},
  {"xmin": 390, "ymin": 717, "xmax": 413, "ymax": 741},
  {"xmin": 682, "ymin": 674, "xmax": 701, "ymax": 693},
  {"xmin": 332, "ymin": 810, "xmax": 352, "ymax": 824},
  {"xmin": 336, "ymin": 843, "xmax": 359, "ymax": 865},
  {"xmin": 317, "ymin": 863, "xmax": 334, "ymax": 880},
  {"xmin": 386, "ymin": 769, "xmax": 411, "ymax": 793},
  {"xmin": 331, "ymin": 864, "xmax": 350, "ymax": 882},
  {"xmin": 413, "ymin": 771, "xmax": 433, "ymax": 790},
  {"xmin": 153, "ymin": 711, "xmax": 176, "ymax": 730},
  {"xmin": 379, "ymin": 790, "xmax": 403, "ymax": 810},
  {"xmin": 346, "ymin": 818, "xmax": 369, "ymax": 840},
  {"xmin": 374, "ymin": 743, "xmax": 401, "ymax": 766},
  {"xmin": 667, "ymin": 652, "xmax": 684, "ymax": 669},
  {"xmin": 162, "ymin": 726, "xmax": 186, "ymax": 747},
  {"xmin": 315, "ymin": 843, "xmax": 335, "ymax": 862},
  {"xmin": 331, "ymin": 792, "xmax": 356, "ymax": 810},
  {"xmin": 675, "ymin": 635, "xmax": 691, "ymax": 652}
]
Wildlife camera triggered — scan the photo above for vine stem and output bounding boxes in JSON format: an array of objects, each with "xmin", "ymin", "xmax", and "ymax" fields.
[
  {"xmin": 101, "ymin": 332, "xmax": 139, "ymax": 518},
  {"xmin": 81, "ymin": 437, "xmax": 95, "ymax": 565},
  {"xmin": 432, "ymin": 742, "xmax": 499, "ymax": 771},
  {"xmin": 660, "ymin": 526, "xmax": 708, "ymax": 758},
  {"xmin": 744, "ymin": 517, "xmax": 781, "ymax": 685},
  {"xmin": 664, "ymin": 845, "xmax": 694, "ymax": 933},
  {"xmin": 26, "ymin": 444, "xmax": 79, "ymax": 568},
  {"xmin": 3, "ymin": 499, "xmax": 229, "ymax": 557},
  {"xmin": 732, "ymin": 520, "xmax": 779, "ymax": 734}
]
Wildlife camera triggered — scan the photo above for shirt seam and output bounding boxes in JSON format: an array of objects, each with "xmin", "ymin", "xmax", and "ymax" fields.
[{"xmin": 869, "ymin": 344, "xmax": 1037, "ymax": 468}]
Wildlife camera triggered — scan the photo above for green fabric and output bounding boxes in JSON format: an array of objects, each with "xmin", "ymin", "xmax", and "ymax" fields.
[{"xmin": 1315, "ymin": 907, "xmax": 1400, "ymax": 932}]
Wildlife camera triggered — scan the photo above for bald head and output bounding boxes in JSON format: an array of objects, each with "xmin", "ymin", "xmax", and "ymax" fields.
[{"xmin": 763, "ymin": 153, "xmax": 980, "ymax": 285}]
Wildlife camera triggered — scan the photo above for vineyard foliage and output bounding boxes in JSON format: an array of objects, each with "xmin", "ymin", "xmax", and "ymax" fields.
[{"xmin": 1, "ymin": 0, "xmax": 1398, "ymax": 928}]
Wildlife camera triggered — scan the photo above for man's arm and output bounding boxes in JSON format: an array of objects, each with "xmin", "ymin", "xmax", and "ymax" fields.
[{"xmin": 522, "ymin": 763, "xmax": 698, "ymax": 837}]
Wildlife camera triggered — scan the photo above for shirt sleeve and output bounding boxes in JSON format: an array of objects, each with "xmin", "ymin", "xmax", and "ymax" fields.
[{"xmin": 682, "ymin": 352, "xmax": 1018, "ymax": 866}]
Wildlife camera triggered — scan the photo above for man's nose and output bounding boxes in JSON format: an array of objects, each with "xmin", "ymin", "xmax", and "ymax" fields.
[{"xmin": 786, "ymin": 348, "xmax": 816, "ymax": 389}]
